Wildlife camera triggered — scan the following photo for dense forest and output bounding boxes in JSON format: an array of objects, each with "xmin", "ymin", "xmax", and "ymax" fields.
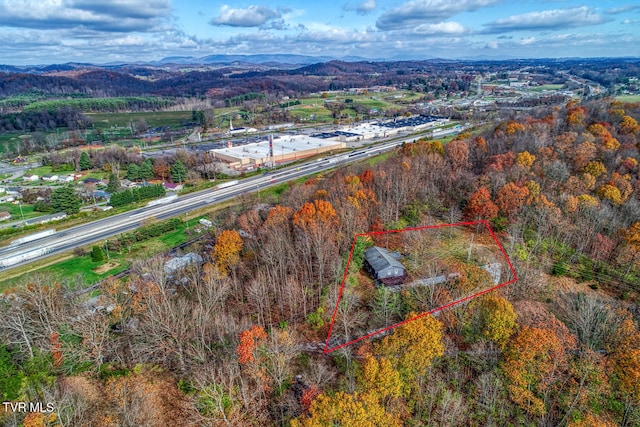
[
  {"xmin": 2, "ymin": 58, "xmax": 637, "ymax": 101},
  {"xmin": 1, "ymin": 98, "xmax": 640, "ymax": 426}
]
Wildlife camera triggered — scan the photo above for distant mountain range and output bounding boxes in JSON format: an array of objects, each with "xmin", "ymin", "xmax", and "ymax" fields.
[{"xmin": 0, "ymin": 54, "xmax": 376, "ymax": 74}]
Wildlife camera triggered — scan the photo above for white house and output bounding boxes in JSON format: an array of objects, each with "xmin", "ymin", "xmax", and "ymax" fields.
[
  {"xmin": 23, "ymin": 174, "xmax": 39, "ymax": 182},
  {"xmin": 42, "ymin": 174, "xmax": 59, "ymax": 182},
  {"xmin": 58, "ymin": 175, "xmax": 75, "ymax": 183}
]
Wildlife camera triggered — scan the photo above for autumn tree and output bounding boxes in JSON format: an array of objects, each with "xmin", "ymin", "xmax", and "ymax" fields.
[
  {"xmin": 495, "ymin": 182, "xmax": 530, "ymax": 218},
  {"xmin": 502, "ymin": 326, "xmax": 568, "ymax": 417},
  {"xmin": 291, "ymin": 391, "xmax": 401, "ymax": 427},
  {"xmin": 466, "ymin": 187, "xmax": 498, "ymax": 220},
  {"xmin": 153, "ymin": 157, "xmax": 171, "ymax": 181},
  {"xmin": 357, "ymin": 353, "xmax": 404, "ymax": 403},
  {"xmin": 213, "ymin": 230, "xmax": 243, "ymax": 277},
  {"xmin": 375, "ymin": 313, "xmax": 444, "ymax": 379},
  {"xmin": 445, "ymin": 139, "xmax": 470, "ymax": 173},
  {"xmin": 237, "ymin": 326, "xmax": 267, "ymax": 365},
  {"xmin": 619, "ymin": 115, "xmax": 640, "ymax": 135},
  {"xmin": 476, "ymin": 294, "xmax": 518, "ymax": 349},
  {"xmin": 515, "ymin": 151, "xmax": 536, "ymax": 168},
  {"xmin": 292, "ymin": 199, "xmax": 340, "ymax": 291}
]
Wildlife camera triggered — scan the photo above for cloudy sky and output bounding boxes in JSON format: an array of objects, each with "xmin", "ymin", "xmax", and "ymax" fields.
[{"xmin": 0, "ymin": 0, "xmax": 638, "ymax": 65}]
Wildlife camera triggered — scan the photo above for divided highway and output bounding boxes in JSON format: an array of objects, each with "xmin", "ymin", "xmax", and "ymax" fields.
[{"xmin": 0, "ymin": 138, "xmax": 406, "ymax": 272}]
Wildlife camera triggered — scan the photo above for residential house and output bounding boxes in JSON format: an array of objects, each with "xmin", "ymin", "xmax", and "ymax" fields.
[
  {"xmin": 42, "ymin": 174, "xmax": 59, "ymax": 182},
  {"xmin": 364, "ymin": 246, "xmax": 408, "ymax": 286},
  {"xmin": 58, "ymin": 175, "xmax": 75, "ymax": 183},
  {"xmin": 0, "ymin": 211, "xmax": 11, "ymax": 221},
  {"xmin": 23, "ymin": 174, "xmax": 39, "ymax": 182},
  {"xmin": 163, "ymin": 182, "xmax": 183, "ymax": 192}
]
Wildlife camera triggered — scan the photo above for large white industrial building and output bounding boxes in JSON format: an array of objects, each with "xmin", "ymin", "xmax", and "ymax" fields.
[{"xmin": 211, "ymin": 135, "xmax": 346, "ymax": 169}]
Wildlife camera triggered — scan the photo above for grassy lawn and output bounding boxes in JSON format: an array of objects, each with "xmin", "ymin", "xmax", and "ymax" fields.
[
  {"xmin": 24, "ymin": 165, "xmax": 55, "ymax": 176},
  {"xmin": 530, "ymin": 84, "xmax": 564, "ymax": 92},
  {"xmin": 0, "ymin": 202, "xmax": 39, "ymax": 220},
  {"xmin": 31, "ymin": 256, "xmax": 128, "ymax": 289},
  {"xmin": 616, "ymin": 94, "xmax": 640, "ymax": 103},
  {"xmin": 289, "ymin": 105, "xmax": 333, "ymax": 122},
  {"xmin": 87, "ymin": 111, "xmax": 192, "ymax": 130},
  {"xmin": 352, "ymin": 98, "xmax": 391, "ymax": 110}
]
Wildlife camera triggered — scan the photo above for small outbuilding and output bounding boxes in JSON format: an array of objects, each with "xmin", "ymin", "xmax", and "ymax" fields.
[{"xmin": 364, "ymin": 246, "xmax": 407, "ymax": 286}]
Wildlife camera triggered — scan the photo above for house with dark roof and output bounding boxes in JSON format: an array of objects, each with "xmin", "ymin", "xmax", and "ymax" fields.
[{"xmin": 364, "ymin": 246, "xmax": 408, "ymax": 286}]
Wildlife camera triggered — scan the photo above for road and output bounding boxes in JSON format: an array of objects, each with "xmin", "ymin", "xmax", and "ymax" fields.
[{"xmin": 0, "ymin": 138, "xmax": 413, "ymax": 271}]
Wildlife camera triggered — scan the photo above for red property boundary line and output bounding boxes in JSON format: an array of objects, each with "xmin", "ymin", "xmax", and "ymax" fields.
[{"xmin": 323, "ymin": 220, "xmax": 518, "ymax": 354}]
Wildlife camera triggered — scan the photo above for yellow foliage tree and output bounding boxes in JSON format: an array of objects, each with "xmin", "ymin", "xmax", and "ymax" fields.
[
  {"xmin": 596, "ymin": 184, "xmax": 624, "ymax": 205},
  {"xmin": 583, "ymin": 161, "xmax": 607, "ymax": 179},
  {"xmin": 567, "ymin": 413, "xmax": 617, "ymax": 427},
  {"xmin": 619, "ymin": 115, "xmax": 640, "ymax": 134},
  {"xmin": 357, "ymin": 354, "xmax": 404, "ymax": 401},
  {"xmin": 291, "ymin": 391, "xmax": 401, "ymax": 427},
  {"xmin": 577, "ymin": 194, "xmax": 599, "ymax": 208},
  {"xmin": 375, "ymin": 313, "xmax": 444, "ymax": 377},
  {"xmin": 477, "ymin": 295, "xmax": 518, "ymax": 349},
  {"xmin": 213, "ymin": 229, "xmax": 243, "ymax": 276},
  {"xmin": 516, "ymin": 151, "xmax": 536, "ymax": 168}
]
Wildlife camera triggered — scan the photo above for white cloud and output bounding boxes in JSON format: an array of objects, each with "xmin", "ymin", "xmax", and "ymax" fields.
[
  {"xmin": 605, "ymin": 4, "xmax": 640, "ymax": 15},
  {"xmin": 356, "ymin": 0, "xmax": 377, "ymax": 15},
  {"xmin": 0, "ymin": 0, "xmax": 170, "ymax": 31},
  {"xmin": 376, "ymin": 0, "xmax": 498, "ymax": 30},
  {"xmin": 519, "ymin": 37, "xmax": 536, "ymax": 45},
  {"xmin": 210, "ymin": 5, "xmax": 281, "ymax": 27},
  {"xmin": 413, "ymin": 21, "xmax": 469, "ymax": 35},
  {"xmin": 484, "ymin": 6, "xmax": 607, "ymax": 33}
]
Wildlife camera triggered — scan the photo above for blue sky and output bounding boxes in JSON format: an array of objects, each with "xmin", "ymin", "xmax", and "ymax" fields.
[{"xmin": 0, "ymin": 0, "xmax": 638, "ymax": 65}]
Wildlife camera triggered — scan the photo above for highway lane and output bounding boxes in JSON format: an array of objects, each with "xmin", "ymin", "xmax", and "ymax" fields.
[{"xmin": 0, "ymin": 138, "xmax": 405, "ymax": 271}]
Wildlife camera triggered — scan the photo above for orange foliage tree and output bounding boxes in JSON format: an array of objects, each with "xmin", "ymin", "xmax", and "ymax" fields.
[
  {"xmin": 466, "ymin": 187, "xmax": 499, "ymax": 220},
  {"xmin": 445, "ymin": 139, "xmax": 470, "ymax": 172},
  {"xmin": 237, "ymin": 326, "xmax": 267, "ymax": 365},
  {"xmin": 502, "ymin": 326, "xmax": 568, "ymax": 416},
  {"xmin": 495, "ymin": 182, "xmax": 530, "ymax": 218},
  {"xmin": 292, "ymin": 199, "xmax": 338, "ymax": 231}
]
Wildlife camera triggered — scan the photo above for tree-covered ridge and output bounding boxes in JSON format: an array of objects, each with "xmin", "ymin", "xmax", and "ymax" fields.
[{"xmin": 1, "ymin": 98, "xmax": 640, "ymax": 426}]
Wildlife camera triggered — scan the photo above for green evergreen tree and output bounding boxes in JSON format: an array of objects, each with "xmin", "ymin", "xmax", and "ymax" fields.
[
  {"xmin": 139, "ymin": 158, "xmax": 154, "ymax": 181},
  {"xmin": 79, "ymin": 151, "xmax": 92, "ymax": 170},
  {"xmin": 91, "ymin": 245, "xmax": 105, "ymax": 262},
  {"xmin": 171, "ymin": 160, "xmax": 187, "ymax": 184},
  {"xmin": 50, "ymin": 185, "xmax": 81, "ymax": 215},
  {"xmin": 0, "ymin": 345, "xmax": 23, "ymax": 400},
  {"xmin": 106, "ymin": 173, "xmax": 121, "ymax": 194},
  {"xmin": 127, "ymin": 163, "xmax": 140, "ymax": 181}
]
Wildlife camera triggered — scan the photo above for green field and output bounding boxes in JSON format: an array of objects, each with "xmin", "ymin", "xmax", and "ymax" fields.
[
  {"xmin": 616, "ymin": 94, "xmax": 640, "ymax": 103},
  {"xmin": 87, "ymin": 110, "xmax": 192, "ymax": 130},
  {"xmin": 289, "ymin": 105, "xmax": 333, "ymax": 122},
  {"xmin": 530, "ymin": 84, "xmax": 564, "ymax": 92}
]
